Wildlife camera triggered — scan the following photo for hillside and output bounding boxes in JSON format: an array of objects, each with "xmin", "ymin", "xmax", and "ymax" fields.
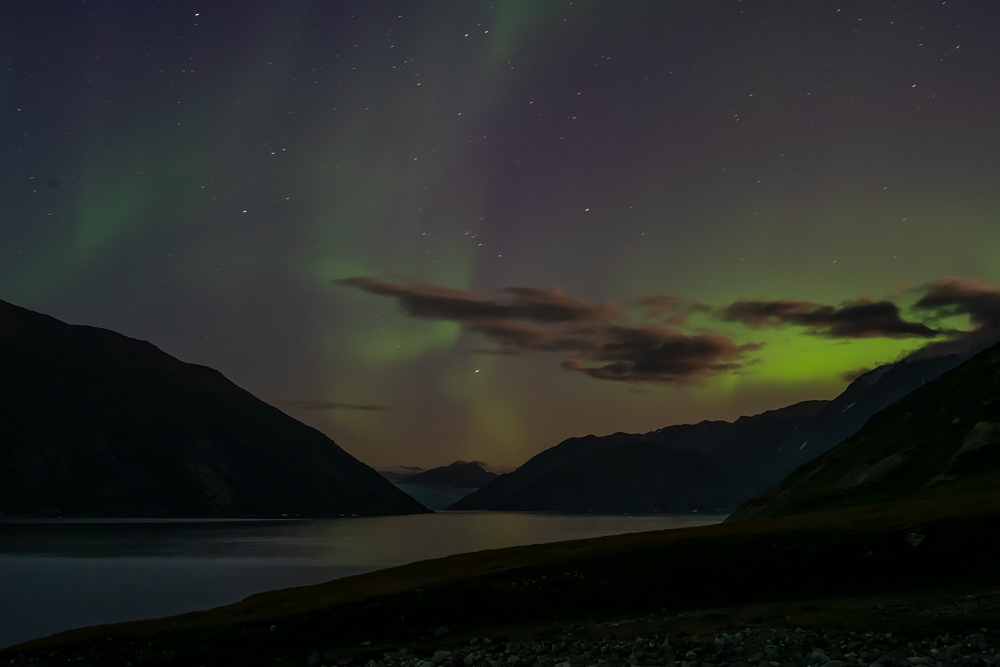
[
  {"xmin": 451, "ymin": 345, "xmax": 987, "ymax": 513},
  {"xmin": 727, "ymin": 341, "xmax": 1000, "ymax": 521},
  {"xmin": 0, "ymin": 300, "xmax": 428, "ymax": 518},
  {"xmin": 450, "ymin": 401, "xmax": 827, "ymax": 512}
]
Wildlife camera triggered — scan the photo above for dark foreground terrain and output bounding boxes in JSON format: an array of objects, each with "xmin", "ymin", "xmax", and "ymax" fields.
[
  {"xmin": 2, "ymin": 485, "xmax": 999, "ymax": 667},
  {"xmin": 6, "ymin": 338, "xmax": 1000, "ymax": 666}
]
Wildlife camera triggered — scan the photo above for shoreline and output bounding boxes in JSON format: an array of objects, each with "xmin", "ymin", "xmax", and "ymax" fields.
[{"xmin": 2, "ymin": 495, "xmax": 998, "ymax": 665}]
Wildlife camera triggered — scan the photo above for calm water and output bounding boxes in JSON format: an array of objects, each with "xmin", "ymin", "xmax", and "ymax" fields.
[{"xmin": 0, "ymin": 512, "xmax": 724, "ymax": 649}]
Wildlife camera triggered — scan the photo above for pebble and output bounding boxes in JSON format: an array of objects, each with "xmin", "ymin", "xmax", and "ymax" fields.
[
  {"xmin": 364, "ymin": 625, "xmax": 998, "ymax": 667},
  {"xmin": 810, "ymin": 650, "xmax": 830, "ymax": 665},
  {"xmin": 13, "ymin": 611, "xmax": 999, "ymax": 667}
]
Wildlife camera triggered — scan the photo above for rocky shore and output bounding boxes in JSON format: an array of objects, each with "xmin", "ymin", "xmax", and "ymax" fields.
[
  {"xmin": 4, "ymin": 589, "xmax": 1000, "ymax": 667},
  {"xmin": 357, "ymin": 625, "xmax": 998, "ymax": 667}
]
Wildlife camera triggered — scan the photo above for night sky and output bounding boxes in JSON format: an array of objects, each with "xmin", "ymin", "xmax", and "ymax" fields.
[{"xmin": 3, "ymin": 1, "xmax": 1000, "ymax": 469}]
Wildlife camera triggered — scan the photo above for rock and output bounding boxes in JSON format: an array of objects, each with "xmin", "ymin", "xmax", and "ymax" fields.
[
  {"xmin": 765, "ymin": 646, "xmax": 780, "ymax": 659},
  {"xmin": 307, "ymin": 651, "xmax": 322, "ymax": 667},
  {"xmin": 685, "ymin": 651, "xmax": 699, "ymax": 662},
  {"xmin": 945, "ymin": 647, "xmax": 959, "ymax": 662},
  {"xmin": 554, "ymin": 662, "xmax": 572, "ymax": 667},
  {"xmin": 825, "ymin": 661, "xmax": 848, "ymax": 667},
  {"xmin": 810, "ymin": 651, "xmax": 831, "ymax": 665},
  {"xmin": 905, "ymin": 659, "xmax": 929, "ymax": 665},
  {"xmin": 464, "ymin": 657, "xmax": 474, "ymax": 667}
]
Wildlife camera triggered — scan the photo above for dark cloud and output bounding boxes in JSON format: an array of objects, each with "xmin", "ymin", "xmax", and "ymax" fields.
[
  {"xmin": 912, "ymin": 277, "xmax": 1000, "ymax": 328},
  {"xmin": 338, "ymin": 277, "xmax": 616, "ymax": 323},
  {"xmin": 901, "ymin": 278, "xmax": 1000, "ymax": 361},
  {"xmin": 561, "ymin": 327, "xmax": 761, "ymax": 384},
  {"xmin": 718, "ymin": 299, "xmax": 943, "ymax": 339},
  {"xmin": 339, "ymin": 278, "xmax": 758, "ymax": 384},
  {"xmin": 277, "ymin": 400, "xmax": 391, "ymax": 412},
  {"xmin": 634, "ymin": 294, "xmax": 710, "ymax": 324},
  {"xmin": 467, "ymin": 319, "xmax": 601, "ymax": 356}
]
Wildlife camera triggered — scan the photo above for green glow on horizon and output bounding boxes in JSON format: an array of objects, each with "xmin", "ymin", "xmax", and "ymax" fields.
[
  {"xmin": 466, "ymin": 393, "xmax": 526, "ymax": 464},
  {"xmin": 730, "ymin": 331, "xmax": 920, "ymax": 387}
]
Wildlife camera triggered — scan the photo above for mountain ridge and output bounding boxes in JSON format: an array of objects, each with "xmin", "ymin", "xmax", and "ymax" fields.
[
  {"xmin": 395, "ymin": 460, "xmax": 497, "ymax": 488},
  {"xmin": 726, "ymin": 340, "xmax": 1000, "ymax": 521},
  {"xmin": 0, "ymin": 299, "xmax": 428, "ymax": 518},
  {"xmin": 451, "ymin": 343, "xmax": 993, "ymax": 513}
]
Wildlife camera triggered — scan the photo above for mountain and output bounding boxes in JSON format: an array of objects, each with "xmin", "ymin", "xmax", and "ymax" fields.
[
  {"xmin": 0, "ymin": 300, "xmax": 428, "ymax": 518},
  {"xmin": 451, "ymin": 343, "xmax": 993, "ymax": 513},
  {"xmin": 482, "ymin": 445, "xmax": 734, "ymax": 513},
  {"xmin": 726, "ymin": 341, "xmax": 1000, "ymax": 521},
  {"xmin": 720, "ymin": 350, "xmax": 989, "ymax": 495},
  {"xmin": 449, "ymin": 401, "xmax": 825, "ymax": 512},
  {"xmin": 395, "ymin": 460, "xmax": 497, "ymax": 488},
  {"xmin": 377, "ymin": 465, "xmax": 426, "ymax": 484}
]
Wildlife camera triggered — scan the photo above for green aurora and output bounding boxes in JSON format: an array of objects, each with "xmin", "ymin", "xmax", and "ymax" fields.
[{"xmin": 2, "ymin": 1, "xmax": 999, "ymax": 467}]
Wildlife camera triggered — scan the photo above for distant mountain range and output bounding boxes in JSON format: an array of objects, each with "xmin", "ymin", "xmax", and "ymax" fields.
[
  {"xmin": 378, "ymin": 461, "xmax": 499, "ymax": 488},
  {"xmin": 451, "ymin": 342, "xmax": 994, "ymax": 513},
  {"xmin": 388, "ymin": 460, "xmax": 497, "ymax": 488},
  {"xmin": 377, "ymin": 465, "xmax": 428, "ymax": 484},
  {"xmin": 0, "ymin": 300, "xmax": 428, "ymax": 518}
]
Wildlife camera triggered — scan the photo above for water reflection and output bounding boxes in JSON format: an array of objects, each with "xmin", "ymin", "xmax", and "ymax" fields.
[{"xmin": 0, "ymin": 512, "xmax": 724, "ymax": 649}]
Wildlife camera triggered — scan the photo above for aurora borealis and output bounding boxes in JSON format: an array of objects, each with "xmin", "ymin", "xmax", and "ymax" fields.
[{"xmin": 3, "ymin": 1, "xmax": 1000, "ymax": 468}]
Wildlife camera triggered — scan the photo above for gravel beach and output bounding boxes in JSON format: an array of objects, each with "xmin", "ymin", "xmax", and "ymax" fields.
[{"xmin": 364, "ymin": 625, "xmax": 998, "ymax": 667}]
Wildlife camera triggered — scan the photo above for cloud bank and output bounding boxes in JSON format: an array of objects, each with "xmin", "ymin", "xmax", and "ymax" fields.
[
  {"xmin": 718, "ymin": 299, "xmax": 942, "ymax": 339},
  {"xmin": 339, "ymin": 276, "xmax": 1000, "ymax": 384},
  {"xmin": 339, "ymin": 277, "xmax": 758, "ymax": 384}
]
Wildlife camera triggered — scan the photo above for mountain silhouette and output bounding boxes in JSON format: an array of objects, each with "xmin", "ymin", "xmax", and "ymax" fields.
[
  {"xmin": 451, "ymin": 341, "xmax": 995, "ymax": 513},
  {"xmin": 0, "ymin": 300, "xmax": 428, "ymax": 518},
  {"xmin": 727, "ymin": 340, "xmax": 1000, "ymax": 521},
  {"xmin": 394, "ymin": 460, "xmax": 497, "ymax": 488}
]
